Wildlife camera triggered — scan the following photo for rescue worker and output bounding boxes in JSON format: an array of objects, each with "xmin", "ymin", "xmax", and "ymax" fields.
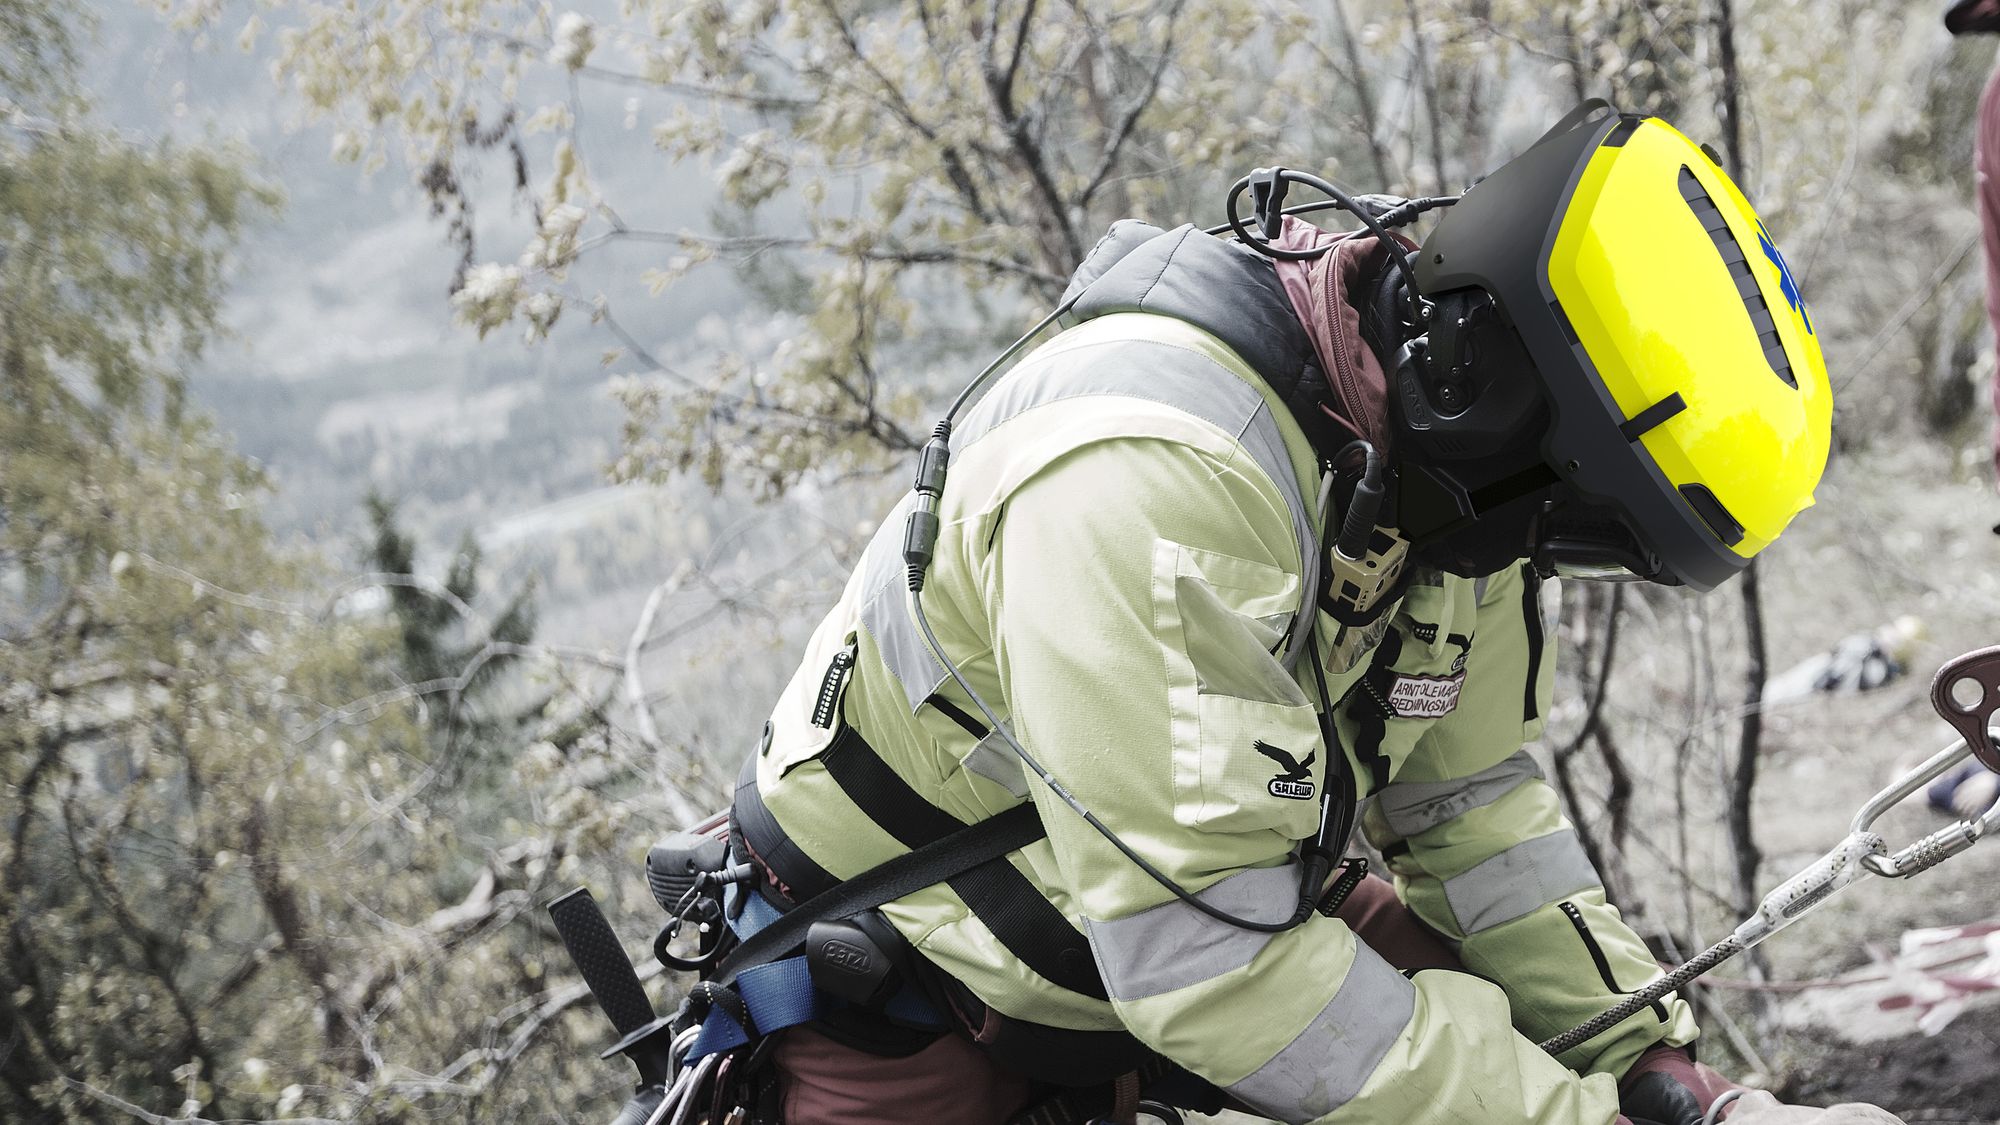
[{"xmin": 724, "ymin": 105, "xmax": 1891, "ymax": 1124}]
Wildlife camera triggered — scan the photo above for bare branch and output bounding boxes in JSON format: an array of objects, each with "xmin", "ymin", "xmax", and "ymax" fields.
[
  {"xmin": 979, "ymin": 5, "xmax": 1085, "ymax": 270},
  {"xmin": 320, "ymin": 572, "xmax": 478, "ymax": 625},
  {"xmin": 129, "ymin": 553, "xmax": 306, "ymax": 618},
  {"xmin": 205, "ymin": 933, "xmax": 283, "ymax": 1012},
  {"xmin": 808, "ymin": 0, "xmax": 994, "ymax": 222},
  {"xmin": 60, "ymin": 1077, "xmax": 341, "ymax": 1125},
  {"xmin": 999, "ymin": 0, "xmax": 1040, "ymax": 107},
  {"xmin": 624, "ymin": 569, "xmax": 686, "ymax": 756},
  {"xmin": 1725, "ymin": 562, "xmax": 1766, "ymax": 918},
  {"xmin": 386, "ymin": 959, "xmax": 668, "ymax": 1102},
  {"xmin": 1838, "ymin": 231, "xmax": 1978, "ymax": 392},
  {"xmin": 1558, "ymin": 585, "xmax": 1624, "ymax": 764},
  {"xmin": 1402, "ymin": 0, "xmax": 1450, "ymax": 196},
  {"xmin": 598, "ymin": 303, "xmax": 916, "ymax": 449},
  {"xmin": 241, "ymin": 802, "xmax": 353, "ymax": 1067},
  {"xmin": 859, "ymin": 243, "xmax": 1065, "ymax": 288},
  {"xmin": 578, "ymin": 65, "xmax": 812, "ymax": 112},
  {"xmin": 1077, "ymin": 0, "xmax": 1186, "ymax": 211}
]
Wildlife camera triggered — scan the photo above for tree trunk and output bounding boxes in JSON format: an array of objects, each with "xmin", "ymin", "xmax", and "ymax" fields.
[
  {"xmin": 1715, "ymin": 0, "xmax": 1744, "ymax": 184},
  {"xmin": 1728, "ymin": 563, "xmax": 1766, "ymax": 916},
  {"xmin": 1712, "ymin": 0, "xmax": 1764, "ymax": 919}
]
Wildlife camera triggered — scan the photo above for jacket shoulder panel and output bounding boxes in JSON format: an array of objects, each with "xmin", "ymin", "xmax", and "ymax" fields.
[{"xmin": 1065, "ymin": 223, "xmax": 1316, "ymax": 402}]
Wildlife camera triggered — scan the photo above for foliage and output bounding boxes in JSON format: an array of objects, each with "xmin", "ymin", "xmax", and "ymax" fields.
[
  {"xmin": 161, "ymin": 0, "xmax": 1982, "ymax": 494},
  {"xmin": 69, "ymin": 0, "xmax": 2000, "ymax": 1116},
  {"xmin": 0, "ymin": 4, "xmax": 702, "ymax": 1120},
  {"xmin": 212, "ymin": 0, "xmax": 1335, "ymax": 497},
  {"xmin": 362, "ymin": 491, "xmax": 538, "ymax": 728}
]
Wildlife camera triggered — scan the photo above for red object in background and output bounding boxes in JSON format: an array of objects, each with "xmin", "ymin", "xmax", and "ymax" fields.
[
  {"xmin": 1954, "ymin": 2, "xmax": 2000, "ymax": 481},
  {"xmin": 1949, "ymin": 0, "xmax": 2000, "ymax": 35},
  {"xmin": 1980, "ymin": 65, "xmax": 2000, "ymax": 482}
]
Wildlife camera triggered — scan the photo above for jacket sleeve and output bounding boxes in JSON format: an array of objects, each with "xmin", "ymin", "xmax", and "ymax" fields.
[
  {"xmin": 1361, "ymin": 564, "xmax": 1701, "ymax": 1081},
  {"xmin": 982, "ymin": 438, "xmax": 1622, "ymax": 1125}
]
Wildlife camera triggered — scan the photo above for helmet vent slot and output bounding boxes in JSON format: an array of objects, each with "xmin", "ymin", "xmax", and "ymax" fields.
[
  {"xmin": 1677, "ymin": 482, "xmax": 1745, "ymax": 547},
  {"xmin": 1677, "ymin": 166, "xmax": 1799, "ymax": 389}
]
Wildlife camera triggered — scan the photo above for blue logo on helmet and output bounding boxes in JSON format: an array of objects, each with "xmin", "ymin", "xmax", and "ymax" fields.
[{"xmin": 1757, "ymin": 223, "xmax": 1812, "ymax": 336}]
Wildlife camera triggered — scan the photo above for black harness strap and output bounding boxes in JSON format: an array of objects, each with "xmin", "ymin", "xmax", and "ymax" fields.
[
  {"xmin": 710, "ymin": 803, "xmax": 1047, "ymax": 991},
  {"xmin": 821, "ymin": 728, "xmax": 967, "ymax": 848},
  {"xmin": 1342, "ymin": 628, "xmax": 1402, "ymax": 792},
  {"xmin": 817, "ymin": 728, "xmax": 1109, "ymax": 1000}
]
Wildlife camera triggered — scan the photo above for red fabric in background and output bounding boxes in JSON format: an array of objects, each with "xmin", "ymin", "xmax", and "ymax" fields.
[{"xmin": 1978, "ymin": 57, "xmax": 2000, "ymax": 481}]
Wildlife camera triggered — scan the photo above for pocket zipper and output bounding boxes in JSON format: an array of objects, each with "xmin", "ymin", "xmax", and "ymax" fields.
[
  {"xmin": 810, "ymin": 642, "xmax": 858, "ymax": 729},
  {"xmin": 1559, "ymin": 900, "xmax": 1670, "ymax": 1022}
]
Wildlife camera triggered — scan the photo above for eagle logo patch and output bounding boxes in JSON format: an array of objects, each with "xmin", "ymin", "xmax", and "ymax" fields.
[{"xmin": 1254, "ymin": 740, "xmax": 1316, "ymax": 800}]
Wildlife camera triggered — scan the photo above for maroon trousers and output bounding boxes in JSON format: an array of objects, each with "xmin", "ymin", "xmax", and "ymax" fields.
[{"xmin": 772, "ymin": 875, "xmax": 1462, "ymax": 1124}]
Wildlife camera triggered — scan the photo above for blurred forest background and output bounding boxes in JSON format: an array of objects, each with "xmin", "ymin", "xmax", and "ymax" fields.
[{"xmin": 8, "ymin": 0, "xmax": 2000, "ymax": 1121}]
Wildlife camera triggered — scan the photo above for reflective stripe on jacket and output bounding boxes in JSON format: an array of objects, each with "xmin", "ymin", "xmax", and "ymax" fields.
[{"xmin": 747, "ymin": 235, "xmax": 1696, "ymax": 1123}]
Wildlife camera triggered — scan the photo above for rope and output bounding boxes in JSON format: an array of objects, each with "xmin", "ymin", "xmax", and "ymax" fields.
[
  {"xmin": 1539, "ymin": 937, "xmax": 1745, "ymax": 1057},
  {"xmin": 1704, "ymin": 1089, "xmax": 1748, "ymax": 1125}
]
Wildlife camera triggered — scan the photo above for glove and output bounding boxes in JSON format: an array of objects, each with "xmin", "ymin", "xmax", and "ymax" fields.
[
  {"xmin": 1723, "ymin": 1091, "xmax": 1907, "ymax": 1124},
  {"xmin": 1619, "ymin": 1044, "xmax": 1731, "ymax": 1125}
]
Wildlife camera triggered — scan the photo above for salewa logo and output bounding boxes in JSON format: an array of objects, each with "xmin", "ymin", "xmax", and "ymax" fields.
[
  {"xmin": 1254, "ymin": 740, "xmax": 1316, "ymax": 800},
  {"xmin": 1445, "ymin": 632, "xmax": 1471, "ymax": 673}
]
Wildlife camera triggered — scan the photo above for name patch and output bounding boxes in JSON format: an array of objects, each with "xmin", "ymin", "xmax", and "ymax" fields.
[{"xmin": 1387, "ymin": 672, "xmax": 1464, "ymax": 719}]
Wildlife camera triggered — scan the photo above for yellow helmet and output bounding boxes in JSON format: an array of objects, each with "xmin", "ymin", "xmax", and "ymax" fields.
[{"xmin": 1407, "ymin": 102, "xmax": 1831, "ymax": 591}]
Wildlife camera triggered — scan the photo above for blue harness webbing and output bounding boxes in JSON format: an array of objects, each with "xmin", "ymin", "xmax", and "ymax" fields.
[{"xmin": 685, "ymin": 880, "xmax": 944, "ymax": 1060}]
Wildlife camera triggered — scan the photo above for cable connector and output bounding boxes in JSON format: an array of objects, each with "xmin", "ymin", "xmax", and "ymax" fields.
[
  {"xmin": 1323, "ymin": 442, "xmax": 1408, "ymax": 631},
  {"xmin": 1249, "ymin": 167, "xmax": 1290, "ymax": 241},
  {"xmin": 1334, "ymin": 443, "xmax": 1385, "ymax": 563},
  {"xmin": 902, "ymin": 421, "xmax": 952, "ymax": 592}
]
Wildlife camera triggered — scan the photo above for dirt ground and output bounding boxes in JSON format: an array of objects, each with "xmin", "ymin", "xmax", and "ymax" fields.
[{"xmin": 1782, "ymin": 1005, "xmax": 2000, "ymax": 1124}]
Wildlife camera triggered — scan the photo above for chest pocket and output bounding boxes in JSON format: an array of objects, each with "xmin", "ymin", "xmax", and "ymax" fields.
[
  {"xmin": 1333, "ymin": 574, "xmax": 1476, "ymax": 793},
  {"xmin": 1155, "ymin": 541, "xmax": 1324, "ymax": 840}
]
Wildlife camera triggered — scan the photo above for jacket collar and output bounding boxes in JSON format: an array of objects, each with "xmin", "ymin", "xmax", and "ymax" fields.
[{"xmin": 1060, "ymin": 220, "xmax": 1395, "ymax": 457}]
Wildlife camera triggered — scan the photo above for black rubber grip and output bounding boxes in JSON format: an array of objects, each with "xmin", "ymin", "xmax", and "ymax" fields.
[{"xmin": 548, "ymin": 887, "xmax": 656, "ymax": 1037}]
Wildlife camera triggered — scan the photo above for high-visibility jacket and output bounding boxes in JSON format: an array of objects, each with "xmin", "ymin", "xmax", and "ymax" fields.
[{"xmin": 739, "ymin": 223, "xmax": 1698, "ymax": 1124}]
